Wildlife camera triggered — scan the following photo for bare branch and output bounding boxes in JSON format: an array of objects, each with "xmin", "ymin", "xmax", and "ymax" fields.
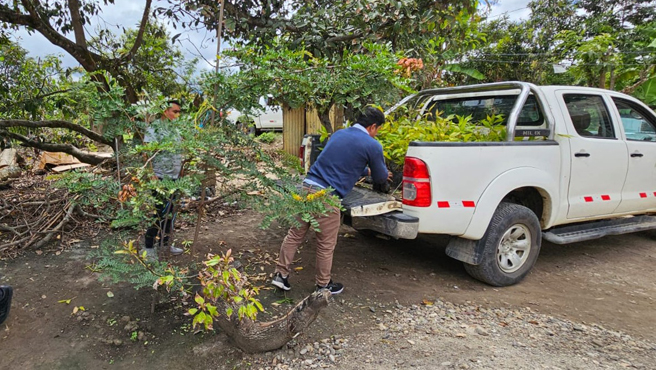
[
  {"xmin": 67, "ymin": 0, "xmax": 88, "ymax": 48},
  {"xmin": 12, "ymin": 0, "xmax": 102, "ymax": 71},
  {"xmin": 622, "ymin": 65, "xmax": 655, "ymax": 94},
  {"xmin": 1, "ymin": 130, "xmax": 109, "ymax": 165},
  {"xmin": 0, "ymin": 119, "xmax": 112, "ymax": 146},
  {"xmin": 34, "ymin": 203, "xmax": 77, "ymax": 249},
  {"xmin": 122, "ymin": 0, "xmax": 153, "ymax": 62}
]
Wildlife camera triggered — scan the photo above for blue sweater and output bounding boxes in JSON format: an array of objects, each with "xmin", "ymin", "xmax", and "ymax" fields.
[{"xmin": 305, "ymin": 126, "xmax": 388, "ymax": 198}]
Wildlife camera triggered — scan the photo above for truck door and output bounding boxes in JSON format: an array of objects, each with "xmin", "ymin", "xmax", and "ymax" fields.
[
  {"xmin": 258, "ymin": 96, "xmax": 282, "ymax": 130},
  {"xmin": 561, "ymin": 93, "xmax": 628, "ymax": 219},
  {"xmin": 612, "ymin": 97, "xmax": 656, "ymax": 213}
]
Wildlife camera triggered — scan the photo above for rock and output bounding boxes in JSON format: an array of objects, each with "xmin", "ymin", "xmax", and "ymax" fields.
[
  {"xmin": 300, "ymin": 348, "xmax": 308, "ymax": 355},
  {"xmin": 120, "ymin": 315, "xmax": 131, "ymax": 323},
  {"xmin": 124, "ymin": 321, "xmax": 139, "ymax": 332},
  {"xmin": 112, "ymin": 339, "xmax": 123, "ymax": 346},
  {"xmin": 475, "ymin": 327, "xmax": 489, "ymax": 336},
  {"xmin": 441, "ymin": 362, "xmax": 452, "ymax": 367}
]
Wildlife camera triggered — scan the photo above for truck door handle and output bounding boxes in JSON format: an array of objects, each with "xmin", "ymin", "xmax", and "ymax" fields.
[
  {"xmin": 574, "ymin": 152, "xmax": 590, "ymax": 157},
  {"xmin": 631, "ymin": 153, "xmax": 644, "ymax": 158}
]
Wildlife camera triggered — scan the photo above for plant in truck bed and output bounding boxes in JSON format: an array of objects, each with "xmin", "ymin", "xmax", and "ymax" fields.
[{"xmin": 377, "ymin": 107, "xmax": 507, "ymax": 166}]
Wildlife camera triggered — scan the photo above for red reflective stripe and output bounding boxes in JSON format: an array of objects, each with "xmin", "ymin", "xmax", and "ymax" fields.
[
  {"xmin": 601, "ymin": 195, "xmax": 611, "ymax": 201},
  {"xmin": 437, "ymin": 201, "xmax": 450, "ymax": 208},
  {"xmin": 640, "ymin": 193, "xmax": 648, "ymax": 198},
  {"xmin": 462, "ymin": 201, "xmax": 476, "ymax": 208},
  {"xmin": 584, "ymin": 196, "xmax": 594, "ymax": 202}
]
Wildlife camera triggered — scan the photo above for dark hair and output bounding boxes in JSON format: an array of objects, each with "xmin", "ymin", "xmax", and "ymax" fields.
[
  {"xmin": 355, "ymin": 106, "xmax": 385, "ymax": 128},
  {"xmin": 167, "ymin": 99, "xmax": 182, "ymax": 108}
]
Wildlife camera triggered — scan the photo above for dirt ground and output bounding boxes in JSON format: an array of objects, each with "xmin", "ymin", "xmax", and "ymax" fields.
[
  {"xmin": 1, "ymin": 204, "xmax": 656, "ymax": 369},
  {"xmin": 1, "ymin": 137, "xmax": 656, "ymax": 369}
]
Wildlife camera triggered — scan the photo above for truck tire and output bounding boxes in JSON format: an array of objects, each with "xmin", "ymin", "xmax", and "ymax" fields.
[{"xmin": 463, "ymin": 202, "xmax": 541, "ymax": 287}]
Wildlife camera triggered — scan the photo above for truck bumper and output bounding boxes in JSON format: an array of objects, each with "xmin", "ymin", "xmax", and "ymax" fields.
[{"xmin": 349, "ymin": 211, "xmax": 419, "ymax": 239}]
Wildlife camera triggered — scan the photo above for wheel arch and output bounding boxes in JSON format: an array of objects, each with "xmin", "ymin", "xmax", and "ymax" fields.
[{"xmin": 462, "ymin": 167, "xmax": 558, "ymax": 240}]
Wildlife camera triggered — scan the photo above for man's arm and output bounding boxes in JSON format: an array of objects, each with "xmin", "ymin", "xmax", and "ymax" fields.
[{"xmin": 368, "ymin": 142, "xmax": 389, "ymax": 184}]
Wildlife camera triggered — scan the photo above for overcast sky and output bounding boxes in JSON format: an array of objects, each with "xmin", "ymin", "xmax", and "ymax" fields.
[{"xmin": 11, "ymin": 0, "xmax": 531, "ymax": 70}]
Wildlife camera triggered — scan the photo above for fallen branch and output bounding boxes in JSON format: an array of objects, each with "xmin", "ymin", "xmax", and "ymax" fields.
[
  {"xmin": 0, "ymin": 119, "xmax": 112, "ymax": 146},
  {"xmin": 1, "ymin": 130, "xmax": 110, "ymax": 165},
  {"xmin": 33, "ymin": 202, "xmax": 77, "ymax": 249}
]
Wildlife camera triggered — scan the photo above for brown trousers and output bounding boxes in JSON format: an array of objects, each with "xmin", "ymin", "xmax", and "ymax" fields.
[{"xmin": 275, "ymin": 190, "xmax": 341, "ymax": 286}]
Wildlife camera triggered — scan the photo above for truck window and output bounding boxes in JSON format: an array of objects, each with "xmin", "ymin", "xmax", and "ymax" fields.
[
  {"xmin": 612, "ymin": 98, "xmax": 656, "ymax": 142},
  {"xmin": 424, "ymin": 95, "xmax": 545, "ymax": 127},
  {"xmin": 563, "ymin": 94, "xmax": 616, "ymax": 139}
]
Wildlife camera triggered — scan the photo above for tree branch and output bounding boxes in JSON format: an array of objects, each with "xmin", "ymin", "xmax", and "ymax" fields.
[
  {"xmin": 121, "ymin": 0, "xmax": 153, "ymax": 62},
  {"xmin": 0, "ymin": 130, "xmax": 109, "ymax": 165},
  {"xmin": 7, "ymin": 1, "xmax": 102, "ymax": 71},
  {"xmin": 0, "ymin": 119, "xmax": 112, "ymax": 146},
  {"xmin": 622, "ymin": 66, "xmax": 655, "ymax": 94},
  {"xmin": 67, "ymin": 0, "xmax": 88, "ymax": 48}
]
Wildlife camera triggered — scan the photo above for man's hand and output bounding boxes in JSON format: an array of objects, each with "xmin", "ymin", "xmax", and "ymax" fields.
[{"xmin": 387, "ymin": 171, "xmax": 393, "ymax": 181}]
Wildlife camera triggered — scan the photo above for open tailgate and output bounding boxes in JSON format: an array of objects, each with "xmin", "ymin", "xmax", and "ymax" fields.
[{"xmin": 341, "ymin": 186, "xmax": 418, "ymax": 239}]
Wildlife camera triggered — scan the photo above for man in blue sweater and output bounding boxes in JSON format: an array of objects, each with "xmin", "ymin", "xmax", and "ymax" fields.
[{"xmin": 272, "ymin": 107, "xmax": 390, "ymax": 295}]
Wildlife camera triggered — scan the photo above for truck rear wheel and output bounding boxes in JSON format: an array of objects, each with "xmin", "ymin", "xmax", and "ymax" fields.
[{"xmin": 464, "ymin": 202, "xmax": 541, "ymax": 287}]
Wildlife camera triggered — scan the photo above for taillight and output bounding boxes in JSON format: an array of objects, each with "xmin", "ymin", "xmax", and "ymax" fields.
[
  {"xmin": 299, "ymin": 146, "xmax": 306, "ymax": 168},
  {"xmin": 402, "ymin": 157, "xmax": 431, "ymax": 207}
]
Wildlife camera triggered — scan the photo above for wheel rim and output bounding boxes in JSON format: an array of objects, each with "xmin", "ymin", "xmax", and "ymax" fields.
[{"xmin": 496, "ymin": 224, "xmax": 532, "ymax": 273}]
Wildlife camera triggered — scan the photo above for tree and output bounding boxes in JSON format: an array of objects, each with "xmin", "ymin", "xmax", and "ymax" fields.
[
  {"xmin": 0, "ymin": 15, "xmax": 196, "ymax": 164},
  {"xmin": 165, "ymin": 0, "xmax": 479, "ymax": 55},
  {"xmin": 453, "ymin": 0, "xmax": 578, "ymax": 85},
  {"xmin": 0, "ymin": 0, "xmax": 153, "ymax": 103},
  {"xmin": 207, "ymin": 40, "xmax": 415, "ymax": 134},
  {"xmin": 89, "ymin": 19, "xmax": 197, "ymax": 100}
]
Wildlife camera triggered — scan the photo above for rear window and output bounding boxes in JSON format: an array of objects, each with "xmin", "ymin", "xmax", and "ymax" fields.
[{"xmin": 424, "ymin": 95, "xmax": 545, "ymax": 127}]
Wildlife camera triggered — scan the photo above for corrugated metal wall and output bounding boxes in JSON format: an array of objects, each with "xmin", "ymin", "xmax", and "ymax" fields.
[
  {"xmin": 282, "ymin": 104, "xmax": 305, "ymax": 155},
  {"xmin": 305, "ymin": 105, "xmax": 344, "ymax": 134},
  {"xmin": 282, "ymin": 104, "xmax": 345, "ymax": 155}
]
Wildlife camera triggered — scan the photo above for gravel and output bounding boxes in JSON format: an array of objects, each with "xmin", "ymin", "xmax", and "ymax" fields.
[{"xmin": 241, "ymin": 298, "xmax": 656, "ymax": 369}]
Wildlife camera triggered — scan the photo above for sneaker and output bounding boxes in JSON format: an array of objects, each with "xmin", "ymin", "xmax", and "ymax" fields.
[
  {"xmin": 0, "ymin": 286, "xmax": 12, "ymax": 325},
  {"xmin": 271, "ymin": 272, "xmax": 291, "ymax": 291},
  {"xmin": 143, "ymin": 248, "xmax": 158, "ymax": 262},
  {"xmin": 316, "ymin": 280, "xmax": 344, "ymax": 295},
  {"xmin": 169, "ymin": 245, "xmax": 184, "ymax": 256}
]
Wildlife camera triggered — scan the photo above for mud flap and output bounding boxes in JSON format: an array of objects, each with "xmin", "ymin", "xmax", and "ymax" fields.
[{"xmin": 445, "ymin": 237, "xmax": 484, "ymax": 265}]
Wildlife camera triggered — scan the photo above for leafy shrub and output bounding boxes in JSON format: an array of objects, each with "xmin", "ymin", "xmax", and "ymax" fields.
[
  {"xmin": 257, "ymin": 132, "xmax": 278, "ymax": 144},
  {"xmin": 377, "ymin": 108, "xmax": 506, "ymax": 165}
]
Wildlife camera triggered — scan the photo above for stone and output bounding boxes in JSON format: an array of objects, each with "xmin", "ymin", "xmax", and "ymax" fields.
[{"xmin": 475, "ymin": 327, "xmax": 489, "ymax": 336}]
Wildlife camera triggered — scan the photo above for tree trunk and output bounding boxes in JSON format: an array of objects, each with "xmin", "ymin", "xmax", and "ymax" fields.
[
  {"xmin": 215, "ymin": 290, "xmax": 331, "ymax": 353},
  {"xmin": 599, "ymin": 67, "xmax": 606, "ymax": 89},
  {"xmin": 318, "ymin": 108, "xmax": 334, "ymax": 134}
]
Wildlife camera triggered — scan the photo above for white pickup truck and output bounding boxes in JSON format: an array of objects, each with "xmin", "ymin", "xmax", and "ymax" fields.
[
  {"xmin": 226, "ymin": 95, "xmax": 283, "ymax": 135},
  {"xmin": 338, "ymin": 81, "xmax": 656, "ymax": 287}
]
